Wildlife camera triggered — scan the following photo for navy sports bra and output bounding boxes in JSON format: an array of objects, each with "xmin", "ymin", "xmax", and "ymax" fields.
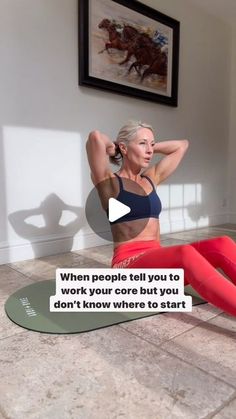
[{"xmin": 106, "ymin": 173, "xmax": 162, "ymax": 224}]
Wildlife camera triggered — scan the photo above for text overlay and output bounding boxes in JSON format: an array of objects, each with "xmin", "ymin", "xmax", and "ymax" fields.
[{"xmin": 49, "ymin": 268, "xmax": 192, "ymax": 312}]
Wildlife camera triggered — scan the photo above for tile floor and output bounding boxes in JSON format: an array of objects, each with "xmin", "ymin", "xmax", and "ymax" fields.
[{"xmin": 0, "ymin": 224, "xmax": 236, "ymax": 419}]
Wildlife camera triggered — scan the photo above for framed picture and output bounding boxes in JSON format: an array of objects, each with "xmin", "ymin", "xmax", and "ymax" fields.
[{"xmin": 79, "ymin": 0, "xmax": 180, "ymax": 107}]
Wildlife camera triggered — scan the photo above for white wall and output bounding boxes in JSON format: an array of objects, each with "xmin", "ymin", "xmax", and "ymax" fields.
[
  {"xmin": 228, "ymin": 26, "xmax": 236, "ymax": 221},
  {"xmin": 0, "ymin": 0, "xmax": 233, "ymax": 264}
]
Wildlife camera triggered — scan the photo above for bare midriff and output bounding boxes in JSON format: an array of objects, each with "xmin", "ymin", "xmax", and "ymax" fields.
[{"xmin": 112, "ymin": 218, "xmax": 160, "ymax": 249}]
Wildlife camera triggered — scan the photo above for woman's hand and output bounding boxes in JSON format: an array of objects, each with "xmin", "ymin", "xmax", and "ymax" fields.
[{"xmin": 106, "ymin": 142, "xmax": 117, "ymax": 156}]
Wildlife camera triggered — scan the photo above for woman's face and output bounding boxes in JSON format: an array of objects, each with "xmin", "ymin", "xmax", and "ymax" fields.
[{"xmin": 122, "ymin": 128, "xmax": 155, "ymax": 168}]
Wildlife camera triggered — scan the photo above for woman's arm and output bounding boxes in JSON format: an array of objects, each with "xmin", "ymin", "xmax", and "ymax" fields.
[
  {"xmin": 144, "ymin": 139, "xmax": 189, "ymax": 184},
  {"xmin": 153, "ymin": 139, "xmax": 189, "ymax": 155},
  {"xmin": 86, "ymin": 130, "xmax": 115, "ymax": 184}
]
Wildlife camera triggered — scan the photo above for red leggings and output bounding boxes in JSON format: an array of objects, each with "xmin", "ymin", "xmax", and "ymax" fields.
[{"xmin": 111, "ymin": 236, "xmax": 236, "ymax": 317}]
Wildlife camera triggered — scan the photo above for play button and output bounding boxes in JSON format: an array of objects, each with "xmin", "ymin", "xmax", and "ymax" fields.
[
  {"xmin": 108, "ymin": 198, "xmax": 131, "ymax": 222},
  {"xmin": 85, "ymin": 176, "xmax": 151, "ymax": 243}
]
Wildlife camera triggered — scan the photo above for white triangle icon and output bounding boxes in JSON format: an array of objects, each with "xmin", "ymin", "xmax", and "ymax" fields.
[{"xmin": 108, "ymin": 198, "xmax": 131, "ymax": 222}]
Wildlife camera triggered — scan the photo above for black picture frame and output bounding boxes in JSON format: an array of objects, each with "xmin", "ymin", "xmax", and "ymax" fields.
[{"xmin": 79, "ymin": 0, "xmax": 180, "ymax": 107}]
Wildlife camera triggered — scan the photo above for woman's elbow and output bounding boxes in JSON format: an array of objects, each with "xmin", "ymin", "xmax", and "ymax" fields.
[
  {"xmin": 181, "ymin": 139, "xmax": 189, "ymax": 151},
  {"xmin": 87, "ymin": 130, "xmax": 100, "ymax": 142},
  {"xmin": 86, "ymin": 131, "xmax": 100, "ymax": 150}
]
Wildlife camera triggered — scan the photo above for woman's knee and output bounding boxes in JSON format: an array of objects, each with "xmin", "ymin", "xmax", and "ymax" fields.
[
  {"xmin": 178, "ymin": 244, "xmax": 198, "ymax": 263},
  {"xmin": 215, "ymin": 235, "xmax": 235, "ymax": 249}
]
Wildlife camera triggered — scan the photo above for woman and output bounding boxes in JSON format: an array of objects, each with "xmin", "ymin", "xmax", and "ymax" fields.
[{"xmin": 86, "ymin": 120, "xmax": 236, "ymax": 316}]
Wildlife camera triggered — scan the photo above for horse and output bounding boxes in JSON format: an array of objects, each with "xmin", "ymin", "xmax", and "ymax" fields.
[
  {"xmin": 98, "ymin": 19, "xmax": 130, "ymax": 54},
  {"xmin": 141, "ymin": 52, "xmax": 168, "ymax": 81},
  {"xmin": 127, "ymin": 43, "xmax": 160, "ymax": 73},
  {"xmin": 118, "ymin": 25, "xmax": 156, "ymax": 65},
  {"xmin": 98, "ymin": 19, "xmax": 154, "ymax": 65}
]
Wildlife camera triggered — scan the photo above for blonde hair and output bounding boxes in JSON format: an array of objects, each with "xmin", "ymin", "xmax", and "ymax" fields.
[{"xmin": 110, "ymin": 120, "xmax": 154, "ymax": 166}]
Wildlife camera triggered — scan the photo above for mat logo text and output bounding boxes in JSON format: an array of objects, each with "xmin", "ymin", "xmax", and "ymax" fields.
[{"xmin": 19, "ymin": 297, "xmax": 37, "ymax": 317}]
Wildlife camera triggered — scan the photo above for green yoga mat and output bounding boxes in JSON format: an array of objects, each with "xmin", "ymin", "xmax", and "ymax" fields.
[{"xmin": 4, "ymin": 280, "xmax": 205, "ymax": 334}]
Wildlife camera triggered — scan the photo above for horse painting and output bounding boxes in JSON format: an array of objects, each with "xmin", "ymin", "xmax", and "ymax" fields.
[{"xmin": 98, "ymin": 18, "xmax": 168, "ymax": 84}]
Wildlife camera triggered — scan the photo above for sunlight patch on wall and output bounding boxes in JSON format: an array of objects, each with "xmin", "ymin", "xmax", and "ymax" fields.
[
  {"xmin": 159, "ymin": 183, "xmax": 209, "ymax": 232},
  {"xmin": 4, "ymin": 126, "xmax": 83, "ymax": 243}
]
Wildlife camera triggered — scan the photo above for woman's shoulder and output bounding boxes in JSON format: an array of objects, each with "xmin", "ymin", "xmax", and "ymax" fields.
[{"xmin": 142, "ymin": 167, "xmax": 160, "ymax": 186}]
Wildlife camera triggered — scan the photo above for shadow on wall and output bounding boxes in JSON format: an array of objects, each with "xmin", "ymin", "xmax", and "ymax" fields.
[{"xmin": 8, "ymin": 193, "xmax": 85, "ymax": 259}]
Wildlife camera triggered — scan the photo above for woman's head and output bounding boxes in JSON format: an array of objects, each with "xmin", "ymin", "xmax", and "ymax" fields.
[{"xmin": 110, "ymin": 120, "xmax": 155, "ymax": 168}]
